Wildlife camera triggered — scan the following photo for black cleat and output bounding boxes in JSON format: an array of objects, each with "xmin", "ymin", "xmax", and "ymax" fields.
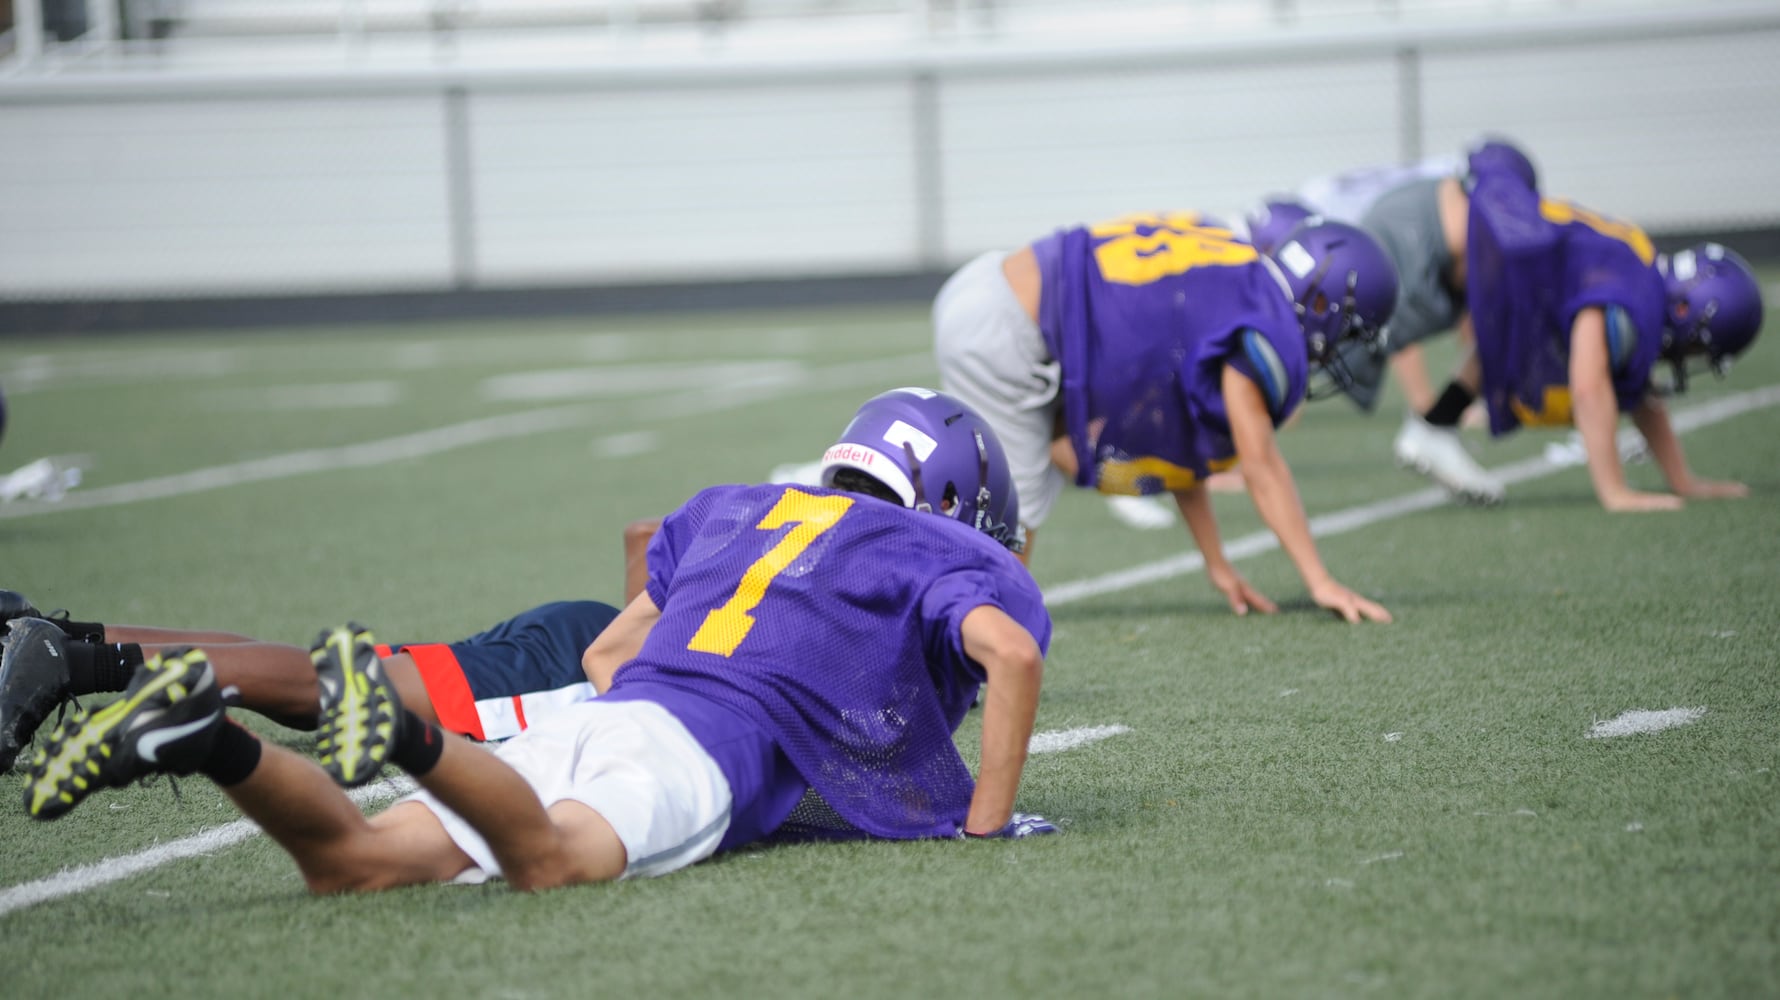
[
  {"xmin": 23, "ymin": 648, "xmax": 224, "ymax": 820},
  {"xmin": 0, "ymin": 591, "xmax": 43, "ymax": 635},
  {"xmin": 0, "ymin": 618, "xmax": 74, "ymax": 773},
  {"xmin": 311, "ymin": 623, "xmax": 401, "ymax": 788},
  {"xmin": 0, "ymin": 591, "xmax": 103, "ymax": 643}
]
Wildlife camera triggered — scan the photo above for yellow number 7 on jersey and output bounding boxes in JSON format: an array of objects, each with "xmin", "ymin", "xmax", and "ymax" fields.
[{"xmin": 687, "ymin": 488, "xmax": 856, "ymax": 657}]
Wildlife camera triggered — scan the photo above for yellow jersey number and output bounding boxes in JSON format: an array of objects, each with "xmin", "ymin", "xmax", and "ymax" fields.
[
  {"xmin": 1539, "ymin": 200, "xmax": 1655, "ymax": 266},
  {"xmin": 686, "ymin": 488, "xmax": 855, "ymax": 657},
  {"xmin": 1091, "ymin": 212, "xmax": 1257, "ymax": 286}
]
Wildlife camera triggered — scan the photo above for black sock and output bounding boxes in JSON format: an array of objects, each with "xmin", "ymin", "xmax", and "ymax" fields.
[
  {"xmin": 391, "ymin": 711, "xmax": 445, "ymax": 777},
  {"xmin": 64, "ymin": 642, "xmax": 145, "ymax": 695},
  {"xmin": 1423, "ymin": 383, "xmax": 1477, "ymax": 428},
  {"xmin": 201, "ymin": 720, "xmax": 263, "ymax": 787}
]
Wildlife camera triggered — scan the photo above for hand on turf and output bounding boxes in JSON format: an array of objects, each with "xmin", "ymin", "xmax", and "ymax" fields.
[
  {"xmin": 1600, "ymin": 488, "xmax": 1685, "ymax": 513},
  {"xmin": 964, "ymin": 812, "xmax": 1059, "ymax": 839},
  {"xmin": 1676, "ymin": 477, "xmax": 1748, "ymax": 500},
  {"xmin": 1309, "ymin": 579, "xmax": 1393, "ymax": 624},
  {"xmin": 1208, "ymin": 565, "xmax": 1278, "ymax": 617}
]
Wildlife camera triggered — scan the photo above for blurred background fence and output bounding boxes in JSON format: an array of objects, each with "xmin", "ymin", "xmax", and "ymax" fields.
[{"xmin": 2, "ymin": 0, "xmax": 1777, "ymax": 328}]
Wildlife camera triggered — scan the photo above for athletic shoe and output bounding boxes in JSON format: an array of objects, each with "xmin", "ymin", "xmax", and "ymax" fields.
[
  {"xmin": 23, "ymin": 648, "xmax": 224, "ymax": 820},
  {"xmin": 0, "ymin": 618, "xmax": 74, "ymax": 773},
  {"xmin": 311, "ymin": 622, "xmax": 401, "ymax": 788},
  {"xmin": 1393, "ymin": 416, "xmax": 1505, "ymax": 505},
  {"xmin": 0, "ymin": 590, "xmax": 103, "ymax": 643},
  {"xmin": 0, "ymin": 591, "xmax": 43, "ymax": 633}
]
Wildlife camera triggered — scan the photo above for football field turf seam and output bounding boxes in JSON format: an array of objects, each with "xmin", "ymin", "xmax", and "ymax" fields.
[{"xmin": 0, "ymin": 383, "xmax": 1774, "ymax": 916}]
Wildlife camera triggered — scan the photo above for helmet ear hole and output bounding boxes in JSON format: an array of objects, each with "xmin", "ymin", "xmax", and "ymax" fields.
[{"xmin": 940, "ymin": 482, "xmax": 960, "ymax": 514}]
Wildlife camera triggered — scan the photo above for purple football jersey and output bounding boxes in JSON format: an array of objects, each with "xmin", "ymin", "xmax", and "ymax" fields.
[
  {"xmin": 606, "ymin": 483, "xmax": 1051, "ymax": 842},
  {"xmin": 1031, "ymin": 211, "xmax": 1308, "ymax": 494},
  {"xmin": 1468, "ymin": 176, "xmax": 1665, "ymax": 436}
]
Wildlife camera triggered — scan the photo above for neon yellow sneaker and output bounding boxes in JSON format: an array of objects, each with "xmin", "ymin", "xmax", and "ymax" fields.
[
  {"xmin": 311, "ymin": 623, "xmax": 399, "ymax": 788},
  {"xmin": 23, "ymin": 648, "xmax": 223, "ymax": 820}
]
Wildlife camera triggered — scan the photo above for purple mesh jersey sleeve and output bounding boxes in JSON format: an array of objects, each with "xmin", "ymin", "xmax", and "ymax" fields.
[
  {"xmin": 1033, "ymin": 214, "xmax": 1306, "ymax": 496},
  {"xmin": 920, "ymin": 568, "xmax": 1052, "ymax": 731},
  {"xmin": 609, "ymin": 484, "xmax": 1052, "ymax": 841},
  {"xmin": 1469, "ymin": 179, "xmax": 1664, "ymax": 434}
]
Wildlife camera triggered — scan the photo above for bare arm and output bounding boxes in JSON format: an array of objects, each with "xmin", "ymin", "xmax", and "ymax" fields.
[
  {"xmin": 1223, "ymin": 365, "xmax": 1391, "ymax": 623},
  {"xmin": 1172, "ymin": 485, "xmax": 1277, "ymax": 616},
  {"xmin": 959, "ymin": 605, "xmax": 1044, "ymax": 836},
  {"xmin": 1631, "ymin": 395, "xmax": 1749, "ymax": 501},
  {"xmin": 1569, "ymin": 308, "xmax": 1682, "ymax": 512},
  {"xmin": 622, "ymin": 519, "xmax": 662, "ymax": 606},
  {"xmin": 582, "ymin": 590, "xmax": 662, "ymax": 693}
]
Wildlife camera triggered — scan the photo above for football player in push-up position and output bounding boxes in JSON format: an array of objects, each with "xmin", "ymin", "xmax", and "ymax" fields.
[
  {"xmin": 23, "ymin": 388, "xmax": 1057, "ymax": 892},
  {"xmin": 0, "ymin": 518, "xmax": 662, "ymax": 773},
  {"xmin": 1392, "ymin": 171, "xmax": 1762, "ymax": 512},
  {"xmin": 933, "ymin": 209, "xmax": 1398, "ymax": 622}
]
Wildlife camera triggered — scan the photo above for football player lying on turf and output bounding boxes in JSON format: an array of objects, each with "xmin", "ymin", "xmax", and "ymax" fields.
[
  {"xmin": 0, "ymin": 519, "xmax": 662, "ymax": 773},
  {"xmin": 933, "ymin": 210, "xmax": 1397, "ymax": 622},
  {"xmin": 24, "ymin": 388, "xmax": 1057, "ymax": 891},
  {"xmin": 1391, "ymin": 173, "xmax": 1762, "ymax": 512}
]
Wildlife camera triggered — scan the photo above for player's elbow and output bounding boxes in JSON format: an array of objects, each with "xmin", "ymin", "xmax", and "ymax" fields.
[{"xmin": 987, "ymin": 639, "xmax": 1044, "ymax": 690}]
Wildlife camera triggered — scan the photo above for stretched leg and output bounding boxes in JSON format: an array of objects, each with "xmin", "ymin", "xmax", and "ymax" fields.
[
  {"xmin": 1388, "ymin": 343, "xmax": 1436, "ymax": 415},
  {"xmin": 22, "ymin": 647, "xmax": 472, "ymax": 892},
  {"xmin": 412, "ymin": 736, "xmax": 626, "ymax": 890},
  {"xmin": 314, "ymin": 623, "xmax": 626, "ymax": 891},
  {"xmin": 223, "ymin": 750, "xmax": 473, "ymax": 893}
]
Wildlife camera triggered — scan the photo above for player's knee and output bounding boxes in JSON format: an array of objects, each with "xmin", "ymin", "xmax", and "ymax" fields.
[{"xmin": 299, "ymin": 861, "xmax": 391, "ymax": 895}]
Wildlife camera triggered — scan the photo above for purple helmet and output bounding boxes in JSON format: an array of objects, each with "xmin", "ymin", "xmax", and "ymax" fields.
[
  {"xmin": 1658, "ymin": 242, "xmax": 1764, "ymax": 390},
  {"xmin": 1244, "ymin": 197, "xmax": 1316, "ymax": 256},
  {"xmin": 1269, "ymin": 220, "xmax": 1400, "ymax": 400},
  {"xmin": 819, "ymin": 387, "xmax": 1022, "ymax": 550},
  {"xmin": 1463, "ymin": 137, "xmax": 1538, "ymax": 193}
]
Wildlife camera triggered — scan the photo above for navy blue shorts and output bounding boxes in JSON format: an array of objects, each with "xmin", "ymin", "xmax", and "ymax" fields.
[{"xmin": 373, "ymin": 600, "xmax": 621, "ymax": 741}]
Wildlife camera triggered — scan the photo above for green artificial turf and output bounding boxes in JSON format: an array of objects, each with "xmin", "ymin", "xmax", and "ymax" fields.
[{"xmin": 0, "ymin": 293, "xmax": 1776, "ymax": 998}]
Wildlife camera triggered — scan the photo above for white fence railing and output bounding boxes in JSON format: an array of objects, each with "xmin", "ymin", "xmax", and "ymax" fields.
[{"xmin": 2, "ymin": 1, "xmax": 1777, "ymax": 301}]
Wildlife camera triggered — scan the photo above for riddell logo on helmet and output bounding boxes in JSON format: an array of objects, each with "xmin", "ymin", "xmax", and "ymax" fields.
[{"xmin": 822, "ymin": 444, "xmax": 878, "ymax": 467}]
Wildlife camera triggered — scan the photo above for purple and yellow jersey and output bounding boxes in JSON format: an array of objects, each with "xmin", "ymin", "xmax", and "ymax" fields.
[
  {"xmin": 606, "ymin": 482, "xmax": 1051, "ymax": 841},
  {"xmin": 1031, "ymin": 212, "xmax": 1308, "ymax": 495},
  {"xmin": 1468, "ymin": 176, "xmax": 1665, "ymax": 436}
]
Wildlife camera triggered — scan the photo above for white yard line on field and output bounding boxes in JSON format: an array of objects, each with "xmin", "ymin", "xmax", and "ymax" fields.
[
  {"xmin": 0, "ymin": 351, "xmax": 933, "ymax": 521},
  {"xmin": 1586, "ymin": 707, "xmax": 1707, "ymax": 739},
  {"xmin": 0, "ymin": 779, "xmax": 413, "ymax": 918}
]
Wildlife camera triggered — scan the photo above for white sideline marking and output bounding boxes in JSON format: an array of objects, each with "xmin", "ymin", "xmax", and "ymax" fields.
[
  {"xmin": 1042, "ymin": 383, "xmax": 1780, "ymax": 606},
  {"xmin": 1587, "ymin": 707, "xmax": 1707, "ymax": 739},
  {"xmin": 0, "ymin": 778, "xmax": 413, "ymax": 918},
  {"xmin": 200, "ymin": 381, "xmax": 404, "ymax": 411},
  {"xmin": 593, "ymin": 430, "xmax": 661, "ymax": 459},
  {"xmin": 1029, "ymin": 724, "xmax": 1130, "ymax": 754},
  {"xmin": 0, "ymin": 352, "xmax": 933, "ymax": 522},
  {"xmin": 480, "ymin": 360, "xmax": 805, "ymax": 402},
  {"xmin": 0, "ymin": 406, "xmax": 593, "ymax": 521}
]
